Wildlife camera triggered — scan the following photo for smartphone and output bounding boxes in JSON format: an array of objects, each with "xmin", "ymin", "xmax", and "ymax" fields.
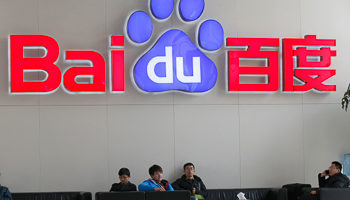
[{"xmin": 325, "ymin": 170, "xmax": 329, "ymax": 175}]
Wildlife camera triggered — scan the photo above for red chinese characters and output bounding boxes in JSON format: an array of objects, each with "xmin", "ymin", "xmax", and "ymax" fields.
[
  {"xmin": 227, "ymin": 38, "xmax": 279, "ymax": 92},
  {"xmin": 283, "ymin": 35, "xmax": 336, "ymax": 92},
  {"xmin": 227, "ymin": 35, "xmax": 336, "ymax": 92}
]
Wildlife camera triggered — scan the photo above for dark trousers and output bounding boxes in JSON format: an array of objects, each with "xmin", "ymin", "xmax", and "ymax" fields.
[{"xmin": 299, "ymin": 193, "xmax": 319, "ymax": 200}]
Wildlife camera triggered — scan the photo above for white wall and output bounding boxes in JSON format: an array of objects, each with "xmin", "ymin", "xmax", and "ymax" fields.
[{"xmin": 1, "ymin": 0, "xmax": 350, "ymax": 196}]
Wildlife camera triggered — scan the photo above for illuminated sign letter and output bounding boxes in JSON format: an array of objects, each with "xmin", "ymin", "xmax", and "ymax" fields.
[
  {"xmin": 64, "ymin": 50, "xmax": 106, "ymax": 93},
  {"xmin": 9, "ymin": 35, "xmax": 61, "ymax": 93},
  {"xmin": 283, "ymin": 35, "xmax": 336, "ymax": 92},
  {"xmin": 147, "ymin": 46, "xmax": 173, "ymax": 84},
  {"xmin": 227, "ymin": 38, "xmax": 279, "ymax": 92},
  {"xmin": 110, "ymin": 35, "xmax": 125, "ymax": 92}
]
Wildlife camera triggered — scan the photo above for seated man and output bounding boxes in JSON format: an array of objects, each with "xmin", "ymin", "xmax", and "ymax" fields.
[
  {"xmin": 172, "ymin": 163, "xmax": 207, "ymax": 200},
  {"xmin": 110, "ymin": 167, "xmax": 137, "ymax": 192},
  {"xmin": 0, "ymin": 173, "xmax": 13, "ymax": 200},
  {"xmin": 299, "ymin": 161, "xmax": 350, "ymax": 200},
  {"xmin": 138, "ymin": 164, "xmax": 174, "ymax": 191}
]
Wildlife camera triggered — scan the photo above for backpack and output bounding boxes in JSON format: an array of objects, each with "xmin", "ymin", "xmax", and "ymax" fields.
[{"xmin": 282, "ymin": 183, "xmax": 311, "ymax": 200}]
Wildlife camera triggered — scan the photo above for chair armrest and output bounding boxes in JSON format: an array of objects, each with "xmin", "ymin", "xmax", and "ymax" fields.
[
  {"xmin": 269, "ymin": 188, "xmax": 287, "ymax": 200},
  {"xmin": 318, "ymin": 188, "xmax": 350, "ymax": 200}
]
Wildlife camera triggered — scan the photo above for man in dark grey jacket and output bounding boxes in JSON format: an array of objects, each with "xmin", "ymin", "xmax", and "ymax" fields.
[
  {"xmin": 172, "ymin": 163, "xmax": 207, "ymax": 200},
  {"xmin": 300, "ymin": 161, "xmax": 350, "ymax": 200}
]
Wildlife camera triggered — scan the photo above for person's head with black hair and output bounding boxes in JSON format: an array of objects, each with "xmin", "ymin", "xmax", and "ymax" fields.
[
  {"xmin": 332, "ymin": 161, "xmax": 342, "ymax": 171},
  {"xmin": 118, "ymin": 167, "xmax": 131, "ymax": 185},
  {"xmin": 183, "ymin": 162, "xmax": 195, "ymax": 170},
  {"xmin": 118, "ymin": 168, "xmax": 130, "ymax": 177},
  {"xmin": 149, "ymin": 164, "xmax": 163, "ymax": 183},
  {"xmin": 328, "ymin": 161, "xmax": 342, "ymax": 176},
  {"xmin": 183, "ymin": 162, "xmax": 196, "ymax": 179}
]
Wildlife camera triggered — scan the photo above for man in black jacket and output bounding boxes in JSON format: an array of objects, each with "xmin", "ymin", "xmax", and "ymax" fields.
[
  {"xmin": 300, "ymin": 161, "xmax": 350, "ymax": 200},
  {"xmin": 172, "ymin": 163, "xmax": 207, "ymax": 200}
]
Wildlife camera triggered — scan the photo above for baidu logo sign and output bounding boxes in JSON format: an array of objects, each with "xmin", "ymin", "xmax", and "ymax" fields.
[
  {"xmin": 7, "ymin": 0, "xmax": 337, "ymax": 95},
  {"xmin": 128, "ymin": 0, "xmax": 223, "ymax": 93}
]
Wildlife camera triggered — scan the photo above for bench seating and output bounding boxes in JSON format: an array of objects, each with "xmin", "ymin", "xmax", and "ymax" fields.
[
  {"xmin": 12, "ymin": 192, "xmax": 91, "ymax": 200},
  {"xmin": 97, "ymin": 188, "xmax": 286, "ymax": 200}
]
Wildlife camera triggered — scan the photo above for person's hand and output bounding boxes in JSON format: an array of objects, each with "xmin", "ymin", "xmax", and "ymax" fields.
[
  {"xmin": 154, "ymin": 187, "xmax": 165, "ymax": 191},
  {"xmin": 320, "ymin": 170, "xmax": 327, "ymax": 177},
  {"xmin": 310, "ymin": 191, "xmax": 317, "ymax": 195},
  {"xmin": 192, "ymin": 188, "xmax": 196, "ymax": 194}
]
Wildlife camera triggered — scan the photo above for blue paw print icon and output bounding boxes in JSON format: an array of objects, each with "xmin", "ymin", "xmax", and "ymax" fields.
[{"xmin": 127, "ymin": 0, "xmax": 224, "ymax": 93}]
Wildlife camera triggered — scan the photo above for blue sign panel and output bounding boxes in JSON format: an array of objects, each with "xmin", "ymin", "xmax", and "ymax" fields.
[
  {"xmin": 134, "ymin": 29, "xmax": 218, "ymax": 92},
  {"xmin": 344, "ymin": 154, "xmax": 350, "ymax": 177}
]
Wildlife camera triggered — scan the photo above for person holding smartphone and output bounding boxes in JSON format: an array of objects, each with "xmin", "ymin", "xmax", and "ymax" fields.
[{"xmin": 299, "ymin": 161, "xmax": 350, "ymax": 200}]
